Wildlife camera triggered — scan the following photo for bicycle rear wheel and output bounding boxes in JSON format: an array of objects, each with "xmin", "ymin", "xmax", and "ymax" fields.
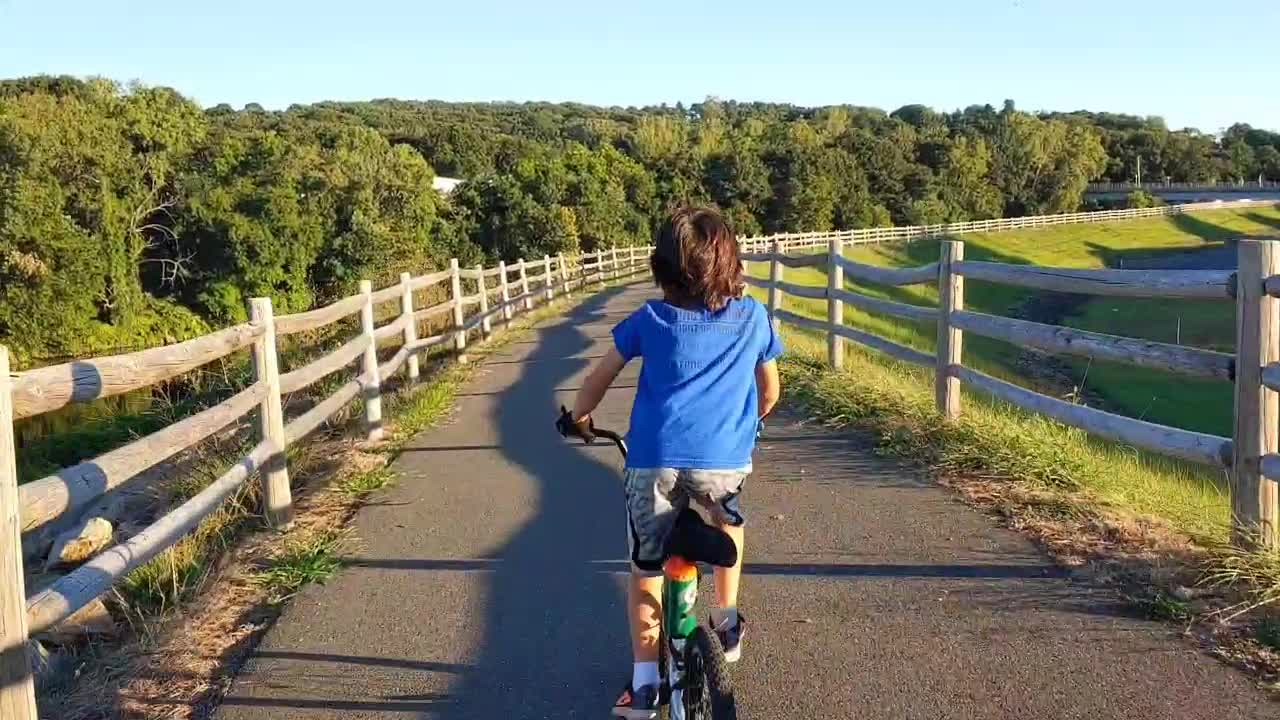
[{"xmin": 682, "ymin": 625, "xmax": 737, "ymax": 720}]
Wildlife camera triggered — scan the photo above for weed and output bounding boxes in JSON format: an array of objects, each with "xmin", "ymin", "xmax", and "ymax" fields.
[
  {"xmin": 1254, "ymin": 618, "xmax": 1280, "ymax": 651},
  {"xmin": 255, "ymin": 528, "xmax": 347, "ymax": 601},
  {"xmin": 339, "ymin": 468, "xmax": 395, "ymax": 497},
  {"xmin": 1130, "ymin": 590, "xmax": 1192, "ymax": 622},
  {"xmin": 1202, "ymin": 538, "xmax": 1280, "ymax": 622}
]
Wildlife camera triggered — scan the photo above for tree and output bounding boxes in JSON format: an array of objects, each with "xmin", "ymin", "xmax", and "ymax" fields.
[
  {"xmin": 1258, "ymin": 145, "xmax": 1280, "ymax": 182},
  {"xmin": 938, "ymin": 136, "xmax": 1002, "ymax": 220},
  {"xmin": 991, "ymin": 112, "xmax": 1106, "ymax": 216}
]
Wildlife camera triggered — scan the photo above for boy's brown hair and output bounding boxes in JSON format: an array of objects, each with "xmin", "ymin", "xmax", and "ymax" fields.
[{"xmin": 650, "ymin": 207, "xmax": 744, "ymax": 311}]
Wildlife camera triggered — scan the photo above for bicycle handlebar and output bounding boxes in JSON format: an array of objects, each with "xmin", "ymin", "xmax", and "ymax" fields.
[
  {"xmin": 557, "ymin": 405, "xmax": 627, "ymax": 459},
  {"xmin": 557, "ymin": 407, "xmax": 763, "ymax": 461},
  {"xmin": 590, "ymin": 427, "xmax": 628, "ymax": 459}
]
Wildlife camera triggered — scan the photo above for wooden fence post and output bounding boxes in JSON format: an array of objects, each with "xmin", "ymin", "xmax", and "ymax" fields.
[
  {"xmin": 358, "ymin": 280, "xmax": 384, "ymax": 441},
  {"xmin": 611, "ymin": 245, "xmax": 619, "ymax": 282},
  {"xmin": 767, "ymin": 239, "xmax": 783, "ymax": 330},
  {"xmin": 827, "ymin": 236, "xmax": 844, "ymax": 369},
  {"xmin": 559, "ymin": 252, "xmax": 570, "ymax": 296},
  {"xmin": 1232, "ymin": 239, "xmax": 1280, "ymax": 547},
  {"xmin": 476, "ymin": 264, "xmax": 491, "ymax": 339},
  {"xmin": 518, "ymin": 258, "xmax": 532, "ymax": 311},
  {"xmin": 399, "ymin": 272, "xmax": 420, "ymax": 383},
  {"xmin": 543, "ymin": 255, "xmax": 554, "ymax": 302},
  {"xmin": 936, "ymin": 241, "xmax": 965, "ymax": 420},
  {"xmin": 0, "ymin": 347, "xmax": 38, "ymax": 720},
  {"xmin": 249, "ymin": 298, "xmax": 293, "ymax": 528},
  {"xmin": 498, "ymin": 260, "xmax": 512, "ymax": 325},
  {"xmin": 449, "ymin": 259, "xmax": 467, "ymax": 360}
]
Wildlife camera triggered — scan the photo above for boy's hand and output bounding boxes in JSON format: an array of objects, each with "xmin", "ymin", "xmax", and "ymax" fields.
[{"xmin": 556, "ymin": 406, "xmax": 596, "ymax": 443}]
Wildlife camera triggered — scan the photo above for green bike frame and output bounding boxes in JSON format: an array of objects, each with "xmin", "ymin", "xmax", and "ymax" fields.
[{"xmin": 663, "ymin": 556, "xmax": 700, "ymax": 720}]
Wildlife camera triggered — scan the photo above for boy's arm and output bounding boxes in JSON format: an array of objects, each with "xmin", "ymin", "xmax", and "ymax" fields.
[
  {"xmin": 756, "ymin": 359, "xmax": 780, "ymax": 419},
  {"xmin": 572, "ymin": 347, "xmax": 628, "ymax": 425}
]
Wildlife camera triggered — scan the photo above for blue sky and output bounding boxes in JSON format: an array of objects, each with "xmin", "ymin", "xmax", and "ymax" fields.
[{"xmin": 1, "ymin": 0, "xmax": 1276, "ymax": 133}]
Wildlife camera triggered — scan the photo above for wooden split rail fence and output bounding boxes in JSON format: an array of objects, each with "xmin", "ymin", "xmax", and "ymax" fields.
[
  {"xmin": 0, "ymin": 246, "xmax": 652, "ymax": 716},
  {"xmin": 744, "ymin": 235, "xmax": 1280, "ymax": 551},
  {"xmin": 738, "ymin": 198, "xmax": 1276, "ymax": 251}
]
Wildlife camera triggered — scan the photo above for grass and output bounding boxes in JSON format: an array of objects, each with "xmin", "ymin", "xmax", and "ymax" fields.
[
  {"xmin": 118, "ymin": 443, "xmax": 258, "ymax": 614},
  {"xmin": 774, "ymin": 327, "xmax": 1231, "ymax": 543},
  {"xmin": 1133, "ymin": 591, "xmax": 1193, "ymax": 623},
  {"xmin": 254, "ymin": 527, "xmax": 347, "ymax": 601},
  {"xmin": 338, "ymin": 467, "xmax": 396, "ymax": 497},
  {"xmin": 1256, "ymin": 618, "xmax": 1280, "ymax": 651},
  {"xmin": 1202, "ymin": 539, "xmax": 1280, "ymax": 622}
]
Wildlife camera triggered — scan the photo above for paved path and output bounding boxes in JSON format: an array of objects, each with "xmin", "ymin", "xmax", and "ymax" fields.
[{"xmin": 221, "ymin": 284, "xmax": 1274, "ymax": 719}]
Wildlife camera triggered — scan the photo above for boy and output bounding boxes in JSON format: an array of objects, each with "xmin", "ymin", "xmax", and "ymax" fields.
[{"xmin": 562, "ymin": 207, "xmax": 782, "ymax": 718}]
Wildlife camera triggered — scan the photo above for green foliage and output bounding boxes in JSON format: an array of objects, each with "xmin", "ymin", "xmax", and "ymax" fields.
[
  {"xmin": 255, "ymin": 528, "xmax": 346, "ymax": 601},
  {"xmin": 339, "ymin": 468, "xmax": 395, "ymax": 497},
  {"xmin": 1126, "ymin": 189, "xmax": 1162, "ymax": 209},
  {"xmin": 1132, "ymin": 591, "xmax": 1192, "ymax": 622},
  {"xmin": 1255, "ymin": 618, "xmax": 1280, "ymax": 650},
  {"xmin": 3, "ymin": 76, "xmax": 1276, "ymax": 362}
]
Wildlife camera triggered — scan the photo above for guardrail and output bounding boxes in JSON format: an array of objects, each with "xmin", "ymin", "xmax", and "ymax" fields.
[
  {"xmin": 745, "ymin": 235, "xmax": 1280, "ymax": 554},
  {"xmin": 0, "ymin": 246, "xmax": 652, "ymax": 716},
  {"xmin": 1088, "ymin": 181, "xmax": 1280, "ymax": 193},
  {"xmin": 736, "ymin": 199, "xmax": 1276, "ymax": 251}
]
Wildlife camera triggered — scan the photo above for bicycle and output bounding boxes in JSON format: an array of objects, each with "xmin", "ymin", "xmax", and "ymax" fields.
[{"xmin": 556, "ymin": 407, "xmax": 739, "ymax": 720}]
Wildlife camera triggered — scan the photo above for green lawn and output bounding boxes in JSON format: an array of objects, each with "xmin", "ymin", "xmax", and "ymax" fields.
[{"xmin": 754, "ymin": 204, "xmax": 1280, "ymax": 436}]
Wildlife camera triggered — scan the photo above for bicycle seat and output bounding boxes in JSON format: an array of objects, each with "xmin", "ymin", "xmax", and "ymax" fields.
[{"xmin": 664, "ymin": 508, "xmax": 738, "ymax": 568}]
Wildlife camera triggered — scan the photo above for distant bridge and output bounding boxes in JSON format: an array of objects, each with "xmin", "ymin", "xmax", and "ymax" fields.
[{"xmin": 1086, "ymin": 181, "xmax": 1280, "ymax": 203}]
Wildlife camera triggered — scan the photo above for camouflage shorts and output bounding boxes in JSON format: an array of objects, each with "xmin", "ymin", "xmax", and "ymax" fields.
[{"xmin": 624, "ymin": 466, "xmax": 750, "ymax": 575}]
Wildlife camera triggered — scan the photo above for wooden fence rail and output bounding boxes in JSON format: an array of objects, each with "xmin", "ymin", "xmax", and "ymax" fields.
[
  {"xmin": 0, "ymin": 247, "xmax": 652, "ymax": 716},
  {"xmin": 754, "ymin": 235, "xmax": 1280, "ymax": 550}
]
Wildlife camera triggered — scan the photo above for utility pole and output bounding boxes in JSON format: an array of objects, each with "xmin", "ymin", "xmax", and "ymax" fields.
[{"xmin": 1136, "ymin": 155, "xmax": 1142, "ymax": 186}]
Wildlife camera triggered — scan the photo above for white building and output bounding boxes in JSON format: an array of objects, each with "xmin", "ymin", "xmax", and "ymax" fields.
[{"xmin": 432, "ymin": 176, "xmax": 462, "ymax": 194}]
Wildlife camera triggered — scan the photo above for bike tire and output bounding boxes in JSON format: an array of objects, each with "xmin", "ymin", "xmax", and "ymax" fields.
[{"xmin": 684, "ymin": 625, "xmax": 737, "ymax": 720}]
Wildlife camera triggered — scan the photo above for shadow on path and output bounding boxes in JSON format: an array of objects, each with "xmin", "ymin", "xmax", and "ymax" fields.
[{"xmin": 434, "ymin": 286, "xmax": 634, "ymax": 719}]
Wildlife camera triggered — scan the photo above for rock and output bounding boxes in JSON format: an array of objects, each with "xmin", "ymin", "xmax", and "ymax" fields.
[
  {"xmin": 41, "ymin": 597, "xmax": 118, "ymax": 646},
  {"xmin": 46, "ymin": 517, "xmax": 113, "ymax": 569},
  {"xmin": 1171, "ymin": 585, "xmax": 1202, "ymax": 601}
]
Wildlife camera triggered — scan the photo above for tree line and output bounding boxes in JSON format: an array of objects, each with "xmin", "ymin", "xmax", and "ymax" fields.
[{"xmin": 1, "ymin": 76, "xmax": 1274, "ymax": 361}]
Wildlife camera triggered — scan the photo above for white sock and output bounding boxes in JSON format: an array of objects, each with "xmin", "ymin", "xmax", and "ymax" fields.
[
  {"xmin": 632, "ymin": 661, "xmax": 660, "ymax": 690},
  {"xmin": 711, "ymin": 606, "xmax": 738, "ymax": 630}
]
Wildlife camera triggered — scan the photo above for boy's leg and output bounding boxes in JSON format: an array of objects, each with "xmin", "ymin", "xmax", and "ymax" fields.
[
  {"xmin": 712, "ymin": 522, "xmax": 744, "ymax": 609},
  {"xmin": 684, "ymin": 468, "xmax": 749, "ymax": 663},
  {"xmin": 620, "ymin": 467, "xmax": 680, "ymax": 707},
  {"xmin": 628, "ymin": 571, "xmax": 664, "ymax": 662}
]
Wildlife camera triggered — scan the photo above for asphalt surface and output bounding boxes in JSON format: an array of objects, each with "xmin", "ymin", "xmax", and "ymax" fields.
[{"xmin": 220, "ymin": 283, "xmax": 1275, "ymax": 719}]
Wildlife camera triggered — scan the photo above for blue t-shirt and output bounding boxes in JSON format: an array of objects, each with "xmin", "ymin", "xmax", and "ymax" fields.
[{"xmin": 612, "ymin": 296, "xmax": 783, "ymax": 469}]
